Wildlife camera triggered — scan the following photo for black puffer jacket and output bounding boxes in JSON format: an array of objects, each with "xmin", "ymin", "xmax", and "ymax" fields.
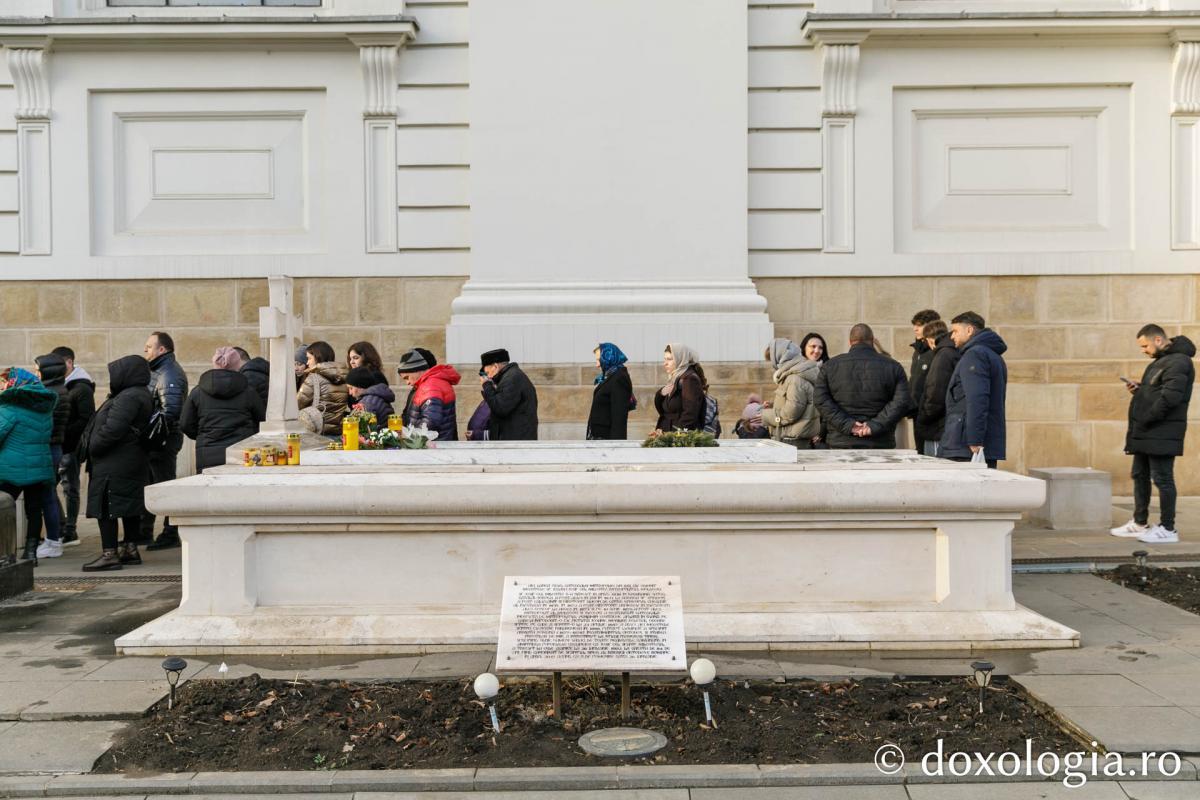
[
  {"xmin": 241, "ymin": 358, "xmax": 270, "ymax": 407},
  {"xmin": 63, "ymin": 367, "xmax": 96, "ymax": 455},
  {"xmin": 483, "ymin": 363, "xmax": 539, "ymax": 441},
  {"xmin": 1126, "ymin": 336, "xmax": 1196, "ymax": 457},
  {"xmin": 654, "ymin": 368, "xmax": 705, "ymax": 433},
  {"xmin": 34, "ymin": 354, "xmax": 69, "ymax": 449},
  {"xmin": 814, "ymin": 343, "xmax": 913, "ymax": 449},
  {"xmin": 180, "ymin": 369, "xmax": 266, "ymax": 472},
  {"xmin": 588, "ymin": 366, "xmax": 633, "ymax": 440},
  {"xmin": 914, "ymin": 334, "xmax": 962, "ymax": 444},
  {"xmin": 148, "ymin": 351, "xmax": 188, "ymax": 425},
  {"xmin": 85, "ymin": 356, "xmax": 153, "ymax": 520},
  {"xmin": 909, "ymin": 339, "xmax": 934, "ymax": 418}
]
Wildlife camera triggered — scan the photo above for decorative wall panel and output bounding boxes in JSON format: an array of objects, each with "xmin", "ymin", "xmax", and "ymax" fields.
[
  {"xmin": 893, "ymin": 86, "xmax": 1131, "ymax": 254},
  {"xmin": 89, "ymin": 90, "xmax": 324, "ymax": 256}
]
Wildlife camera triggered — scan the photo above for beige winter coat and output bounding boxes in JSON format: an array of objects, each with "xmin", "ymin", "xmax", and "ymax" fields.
[
  {"xmin": 297, "ymin": 362, "xmax": 350, "ymax": 435},
  {"xmin": 761, "ymin": 358, "xmax": 821, "ymax": 442}
]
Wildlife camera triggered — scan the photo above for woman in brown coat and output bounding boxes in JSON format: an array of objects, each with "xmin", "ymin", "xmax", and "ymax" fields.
[
  {"xmin": 653, "ymin": 343, "xmax": 706, "ymax": 433},
  {"xmin": 297, "ymin": 341, "xmax": 350, "ymax": 436}
]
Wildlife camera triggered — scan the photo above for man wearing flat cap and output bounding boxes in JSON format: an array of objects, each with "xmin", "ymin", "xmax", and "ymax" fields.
[{"xmin": 480, "ymin": 348, "xmax": 538, "ymax": 440}]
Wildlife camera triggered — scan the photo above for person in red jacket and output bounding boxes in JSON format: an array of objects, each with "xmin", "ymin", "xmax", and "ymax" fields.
[{"xmin": 398, "ymin": 348, "xmax": 461, "ymax": 440}]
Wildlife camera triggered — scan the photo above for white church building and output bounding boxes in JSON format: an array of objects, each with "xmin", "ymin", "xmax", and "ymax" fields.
[{"xmin": 1, "ymin": 0, "xmax": 1199, "ymax": 489}]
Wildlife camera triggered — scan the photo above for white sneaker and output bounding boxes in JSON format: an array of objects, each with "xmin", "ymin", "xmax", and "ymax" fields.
[
  {"xmin": 1138, "ymin": 525, "xmax": 1180, "ymax": 544},
  {"xmin": 35, "ymin": 539, "xmax": 62, "ymax": 558},
  {"xmin": 1110, "ymin": 520, "xmax": 1149, "ymax": 538}
]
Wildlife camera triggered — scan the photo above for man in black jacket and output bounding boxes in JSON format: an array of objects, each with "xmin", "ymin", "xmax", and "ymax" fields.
[
  {"xmin": 51, "ymin": 346, "xmax": 94, "ymax": 547},
  {"xmin": 141, "ymin": 331, "xmax": 188, "ymax": 550},
  {"xmin": 814, "ymin": 324, "xmax": 913, "ymax": 449},
  {"xmin": 33, "ymin": 353, "xmax": 69, "ymax": 558},
  {"xmin": 1111, "ymin": 325, "xmax": 1196, "ymax": 545},
  {"xmin": 232, "ymin": 346, "xmax": 270, "ymax": 407},
  {"xmin": 480, "ymin": 349, "xmax": 538, "ymax": 440},
  {"xmin": 913, "ymin": 320, "xmax": 961, "ymax": 457},
  {"xmin": 908, "ymin": 309, "xmax": 941, "ymax": 412}
]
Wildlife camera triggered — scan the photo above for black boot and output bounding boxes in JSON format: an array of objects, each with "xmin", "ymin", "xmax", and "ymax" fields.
[
  {"xmin": 20, "ymin": 536, "xmax": 38, "ymax": 567},
  {"xmin": 82, "ymin": 549, "xmax": 122, "ymax": 572},
  {"xmin": 118, "ymin": 542, "xmax": 142, "ymax": 566},
  {"xmin": 61, "ymin": 526, "xmax": 79, "ymax": 547},
  {"xmin": 146, "ymin": 529, "xmax": 180, "ymax": 551}
]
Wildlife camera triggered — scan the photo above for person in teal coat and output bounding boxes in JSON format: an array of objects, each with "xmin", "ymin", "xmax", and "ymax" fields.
[{"xmin": 0, "ymin": 367, "xmax": 56, "ymax": 565}]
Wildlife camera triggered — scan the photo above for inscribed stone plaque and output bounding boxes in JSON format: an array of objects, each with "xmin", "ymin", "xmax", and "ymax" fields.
[{"xmin": 496, "ymin": 576, "xmax": 686, "ymax": 672}]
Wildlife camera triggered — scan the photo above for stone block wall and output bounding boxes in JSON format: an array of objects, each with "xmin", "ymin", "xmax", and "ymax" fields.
[{"xmin": 2, "ymin": 274, "xmax": 1197, "ymax": 494}]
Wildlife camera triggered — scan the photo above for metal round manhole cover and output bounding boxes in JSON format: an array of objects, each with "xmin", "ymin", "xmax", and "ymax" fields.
[{"xmin": 578, "ymin": 727, "xmax": 668, "ymax": 757}]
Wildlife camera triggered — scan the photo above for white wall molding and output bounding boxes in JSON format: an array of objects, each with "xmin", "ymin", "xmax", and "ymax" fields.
[
  {"xmin": 6, "ymin": 43, "xmax": 51, "ymax": 121},
  {"xmin": 820, "ymin": 42, "xmax": 861, "ymax": 117},
  {"xmin": 818, "ymin": 39, "xmax": 863, "ymax": 254},
  {"xmin": 5, "ymin": 41, "xmax": 53, "ymax": 255},
  {"xmin": 1171, "ymin": 37, "xmax": 1200, "ymax": 114},
  {"xmin": 350, "ymin": 34, "xmax": 411, "ymax": 254},
  {"xmin": 1171, "ymin": 116, "xmax": 1200, "ymax": 249}
]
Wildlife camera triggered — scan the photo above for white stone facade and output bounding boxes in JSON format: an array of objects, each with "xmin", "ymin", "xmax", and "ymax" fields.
[{"xmin": 1, "ymin": 0, "xmax": 1199, "ymax": 362}]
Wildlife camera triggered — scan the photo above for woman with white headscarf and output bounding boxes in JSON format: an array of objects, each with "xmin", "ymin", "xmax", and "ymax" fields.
[
  {"xmin": 762, "ymin": 338, "xmax": 822, "ymax": 448},
  {"xmin": 653, "ymin": 343, "xmax": 707, "ymax": 433}
]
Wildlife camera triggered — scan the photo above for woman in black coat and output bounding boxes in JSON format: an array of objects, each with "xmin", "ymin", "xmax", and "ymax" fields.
[
  {"xmin": 82, "ymin": 355, "xmax": 154, "ymax": 572},
  {"xmin": 653, "ymin": 343, "xmax": 706, "ymax": 433},
  {"xmin": 587, "ymin": 343, "xmax": 633, "ymax": 440},
  {"xmin": 180, "ymin": 368, "xmax": 265, "ymax": 472}
]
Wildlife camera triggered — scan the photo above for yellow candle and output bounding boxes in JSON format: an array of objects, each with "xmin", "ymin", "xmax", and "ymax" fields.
[
  {"xmin": 342, "ymin": 418, "xmax": 360, "ymax": 451},
  {"xmin": 387, "ymin": 414, "xmax": 403, "ymax": 434}
]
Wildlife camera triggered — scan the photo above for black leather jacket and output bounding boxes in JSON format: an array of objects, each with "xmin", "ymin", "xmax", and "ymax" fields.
[{"xmin": 147, "ymin": 351, "xmax": 189, "ymax": 423}]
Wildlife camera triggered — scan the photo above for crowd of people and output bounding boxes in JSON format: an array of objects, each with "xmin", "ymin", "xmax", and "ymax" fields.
[{"xmin": 0, "ymin": 310, "xmax": 1193, "ymax": 571}]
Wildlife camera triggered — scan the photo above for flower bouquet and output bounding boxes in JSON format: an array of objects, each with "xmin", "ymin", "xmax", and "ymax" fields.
[{"xmin": 641, "ymin": 429, "xmax": 718, "ymax": 448}]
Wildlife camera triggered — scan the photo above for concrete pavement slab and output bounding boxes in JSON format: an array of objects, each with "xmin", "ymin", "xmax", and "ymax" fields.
[
  {"xmin": 46, "ymin": 771, "xmax": 195, "ymax": 796},
  {"xmin": 407, "ymin": 651, "xmax": 492, "ymax": 679},
  {"xmin": 615, "ymin": 765, "xmax": 762, "ymax": 789},
  {"xmin": 349, "ymin": 793, "xmax": 687, "ymax": 800},
  {"xmin": 1015, "ymin": 674, "xmax": 1176, "ymax": 707},
  {"xmin": 0, "ymin": 682, "xmax": 71, "ymax": 720},
  {"xmin": 693, "ymin": 789, "xmax": 907, "ymax": 800},
  {"xmin": 474, "ymin": 767, "xmax": 619, "ymax": 791},
  {"xmin": 1055, "ymin": 706, "xmax": 1200, "ymax": 753},
  {"xmin": 78, "ymin": 658, "xmax": 208, "ymax": 682},
  {"xmin": 693, "ymin": 654, "xmax": 783, "ymax": 679},
  {"xmin": 907, "ymin": 783, "xmax": 1129, "ymax": 798},
  {"xmin": 1126, "ymin": 674, "xmax": 1200, "ymax": 707},
  {"xmin": 756, "ymin": 763, "xmax": 906, "ymax": 785},
  {"xmin": 0, "ymin": 636, "xmax": 67, "ymax": 658},
  {"xmin": 1117, "ymin": 783, "xmax": 1200, "ymax": 799},
  {"xmin": 0, "ymin": 657, "xmax": 107, "ymax": 682},
  {"xmin": 40, "ymin": 635, "xmax": 120, "ymax": 658},
  {"xmin": 189, "ymin": 770, "xmax": 335, "ymax": 794},
  {"xmin": 19, "ymin": 680, "xmax": 166, "ymax": 720},
  {"xmin": 328, "ymin": 768, "xmax": 476, "ymax": 793},
  {"xmin": 0, "ymin": 721, "xmax": 127, "ymax": 774},
  {"xmin": 149, "ymin": 795, "xmax": 347, "ymax": 800},
  {"xmin": 775, "ymin": 661, "xmax": 893, "ymax": 679},
  {"xmin": 1027, "ymin": 643, "xmax": 1200, "ymax": 675}
]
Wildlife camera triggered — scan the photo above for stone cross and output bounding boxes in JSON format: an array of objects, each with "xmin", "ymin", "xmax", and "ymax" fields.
[{"xmin": 257, "ymin": 275, "xmax": 304, "ymax": 434}]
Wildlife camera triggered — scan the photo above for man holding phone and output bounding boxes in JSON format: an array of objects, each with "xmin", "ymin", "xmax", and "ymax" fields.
[{"xmin": 1111, "ymin": 324, "xmax": 1196, "ymax": 544}]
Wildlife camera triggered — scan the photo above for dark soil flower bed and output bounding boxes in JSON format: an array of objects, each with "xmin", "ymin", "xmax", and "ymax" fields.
[
  {"xmin": 1101, "ymin": 564, "xmax": 1200, "ymax": 616},
  {"xmin": 96, "ymin": 674, "xmax": 1082, "ymax": 772}
]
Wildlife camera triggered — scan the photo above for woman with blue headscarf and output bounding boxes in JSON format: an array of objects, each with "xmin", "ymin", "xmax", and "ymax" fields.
[{"xmin": 587, "ymin": 343, "xmax": 634, "ymax": 440}]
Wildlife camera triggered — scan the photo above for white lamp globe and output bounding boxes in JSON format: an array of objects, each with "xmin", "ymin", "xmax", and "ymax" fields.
[
  {"xmin": 473, "ymin": 672, "xmax": 500, "ymax": 700},
  {"xmin": 690, "ymin": 658, "xmax": 717, "ymax": 685}
]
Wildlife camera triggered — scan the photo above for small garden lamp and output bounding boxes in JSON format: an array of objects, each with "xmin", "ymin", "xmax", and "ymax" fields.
[
  {"xmin": 474, "ymin": 672, "xmax": 501, "ymax": 733},
  {"xmin": 970, "ymin": 661, "xmax": 994, "ymax": 714},
  {"xmin": 161, "ymin": 656, "xmax": 187, "ymax": 710},
  {"xmin": 690, "ymin": 658, "xmax": 717, "ymax": 727}
]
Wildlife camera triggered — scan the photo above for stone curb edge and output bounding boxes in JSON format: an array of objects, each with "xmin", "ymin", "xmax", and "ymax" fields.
[{"xmin": 1, "ymin": 759, "xmax": 1198, "ymax": 796}]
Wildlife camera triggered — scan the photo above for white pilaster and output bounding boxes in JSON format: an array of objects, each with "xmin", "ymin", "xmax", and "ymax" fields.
[
  {"xmin": 1172, "ymin": 34, "xmax": 1200, "ymax": 249},
  {"xmin": 351, "ymin": 34, "xmax": 411, "ymax": 254},
  {"xmin": 816, "ymin": 37, "xmax": 865, "ymax": 255},
  {"xmin": 5, "ymin": 41, "xmax": 52, "ymax": 255}
]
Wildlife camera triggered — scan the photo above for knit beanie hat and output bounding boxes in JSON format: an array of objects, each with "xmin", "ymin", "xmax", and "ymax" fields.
[
  {"xmin": 213, "ymin": 346, "xmax": 240, "ymax": 370},
  {"xmin": 294, "ymin": 344, "xmax": 309, "ymax": 366},
  {"xmin": 346, "ymin": 367, "xmax": 379, "ymax": 389},
  {"xmin": 397, "ymin": 347, "xmax": 437, "ymax": 374}
]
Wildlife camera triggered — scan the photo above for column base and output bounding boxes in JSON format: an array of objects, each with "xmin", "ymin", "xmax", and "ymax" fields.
[{"xmin": 445, "ymin": 280, "xmax": 774, "ymax": 363}]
